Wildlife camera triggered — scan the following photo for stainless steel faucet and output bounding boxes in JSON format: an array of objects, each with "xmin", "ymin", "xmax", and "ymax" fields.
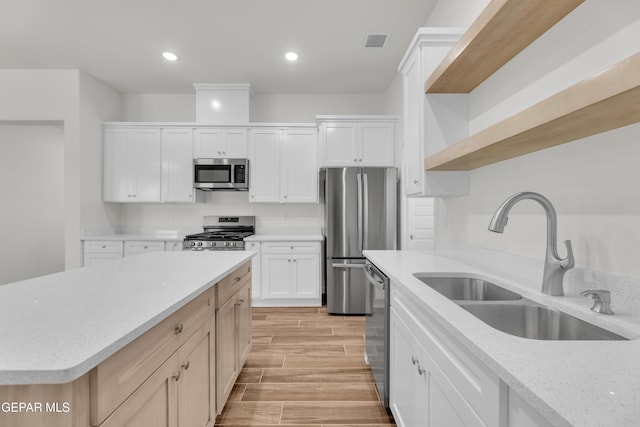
[
  {"xmin": 581, "ymin": 290, "xmax": 614, "ymax": 315},
  {"xmin": 488, "ymin": 192, "xmax": 575, "ymax": 296}
]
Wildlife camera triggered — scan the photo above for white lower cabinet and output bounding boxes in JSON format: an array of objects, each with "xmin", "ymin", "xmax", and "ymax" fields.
[
  {"xmin": 508, "ymin": 389, "xmax": 554, "ymax": 427},
  {"xmin": 83, "ymin": 240, "xmax": 124, "ymax": 266},
  {"xmin": 258, "ymin": 241, "xmax": 321, "ymax": 306},
  {"xmin": 245, "ymin": 241, "xmax": 262, "ymax": 299},
  {"xmin": 124, "ymin": 240, "xmax": 167, "ymax": 257},
  {"xmin": 390, "ymin": 283, "xmax": 504, "ymax": 427},
  {"xmin": 83, "ymin": 239, "xmax": 184, "ymax": 266}
]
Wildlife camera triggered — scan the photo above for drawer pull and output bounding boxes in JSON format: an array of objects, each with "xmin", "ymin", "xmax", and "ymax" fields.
[
  {"xmin": 417, "ymin": 365, "xmax": 426, "ymax": 376},
  {"xmin": 238, "ymin": 299, "xmax": 245, "ymax": 304},
  {"xmin": 411, "ymin": 356, "xmax": 419, "ymax": 366},
  {"xmin": 101, "ymin": 245, "xmax": 107, "ymax": 249},
  {"xmin": 181, "ymin": 361, "xmax": 190, "ymax": 370},
  {"xmin": 174, "ymin": 323, "xmax": 184, "ymax": 334},
  {"xmin": 234, "ymin": 277, "xmax": 242, "ymax": 282},
  {"xmin": 172, "ymin": 371, "xmax": 181, "ymax": 381}
]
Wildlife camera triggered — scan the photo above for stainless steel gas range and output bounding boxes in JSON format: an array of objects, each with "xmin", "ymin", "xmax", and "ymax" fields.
[{"xmin": 182, "ymin": 216, "xmax": 255, "ymax": 251}]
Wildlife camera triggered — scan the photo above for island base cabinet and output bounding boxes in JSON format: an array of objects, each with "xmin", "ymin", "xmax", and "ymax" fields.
[
  {"xmin": 99, "ymin": 317, "xmax": 215, "ymax": 427},
  {"xmin": 214, "ymin": 263, "xmax": 252, "ymax": 413},
  {"xmin": 100, "ymin": 353, "xmax": 178, "ymax": 427},
  {"xmin": 0, "ymin": 375, "xmax": 90, "ymax": 427}
]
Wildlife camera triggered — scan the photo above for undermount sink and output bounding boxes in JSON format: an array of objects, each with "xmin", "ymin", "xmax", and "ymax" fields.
[
  {"xmin": 414, "ymin": 274, "xmax": 522, "ymax": 301},
  {"xmin": 460, "ymin": 303, "xmax": 628, "ymax": 341}
]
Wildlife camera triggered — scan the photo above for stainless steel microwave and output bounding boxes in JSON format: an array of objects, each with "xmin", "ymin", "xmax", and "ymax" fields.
[{"xmin": 193, "ymin": 158, "xmax": 249, "ymax": 191}]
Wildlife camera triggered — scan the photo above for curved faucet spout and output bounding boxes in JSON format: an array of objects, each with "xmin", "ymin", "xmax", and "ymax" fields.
[{"xmin": 488, "ymin": 192, "xmax": 574, "ymax": 296}]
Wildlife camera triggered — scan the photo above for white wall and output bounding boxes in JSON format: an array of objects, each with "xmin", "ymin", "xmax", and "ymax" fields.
[
  {"xmin": 117, "ymin": 92, "xmax": 388, "ymax": 232},
  {"xmin": 429, "ymin": 1, "xmax": 640, "ymax": 279},
  {"xmin": 0, "ymin": 70, "xmax": 122, "ymax": 271},
  {"xmin": 0, "ymin": 125, "xmax": 65, "ymax": 285}
]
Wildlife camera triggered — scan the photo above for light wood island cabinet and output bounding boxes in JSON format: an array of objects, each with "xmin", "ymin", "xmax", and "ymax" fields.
[{"xmin": 0, "ymin": 261, "xmax": 252, "ymax": 427}]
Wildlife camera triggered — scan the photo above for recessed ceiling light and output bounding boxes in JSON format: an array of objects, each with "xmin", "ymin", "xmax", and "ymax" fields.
[
  {"xmin": 162, "ymin": 51, "xmax": 179, "ymax": 61},
  {"xmin": 285, "ymin": 52, "xmax": 299, "ymax": 62}
]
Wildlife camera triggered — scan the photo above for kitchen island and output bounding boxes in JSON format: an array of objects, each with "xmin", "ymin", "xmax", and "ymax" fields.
[
  {"xmin": 0, "ymin": 250, "xmax": 254, "ymax": 427},
  {"xmin": 365, "ymin": 248, "xmax": 640, "ymax": 427}
]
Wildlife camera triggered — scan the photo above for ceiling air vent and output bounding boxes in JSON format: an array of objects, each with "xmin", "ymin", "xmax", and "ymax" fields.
[{"xmin": 364, "ymin": 33, "xmax": 389, "ymax": 48}]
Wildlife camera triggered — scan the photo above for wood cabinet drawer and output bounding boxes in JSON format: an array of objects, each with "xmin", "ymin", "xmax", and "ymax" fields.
[
  {"xmin": 84, "ymin": 240, "xmax": 123, "ymax": 254},
  {"xmin": 90, "ymin": 287, "xmax": 215, "ymax": 425},
  {"xmin": 261, "ymin": 241, "xmax": 321, "ymax": 254},
  {"xmin": 124, "ymin": 240, "xmax": 166, "ymax": 256},
  {"xmin": 215, "ymin": 261, "xmax": 252, "ymax": 309}
]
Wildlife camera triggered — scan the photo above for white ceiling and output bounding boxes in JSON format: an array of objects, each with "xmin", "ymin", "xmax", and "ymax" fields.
[{"xmin": 0, "ymin": 0, "xmax": 437, "ymax": 94}]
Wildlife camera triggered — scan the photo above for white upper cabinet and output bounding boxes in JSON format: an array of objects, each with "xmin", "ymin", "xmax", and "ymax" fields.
[
  {"xmin": 104, "ymin": 124, "xmax": 202, "ymax": 204},
  {"xmin": 103, "ymin": 127, "xmax": 162, "ymax": 202},
  {"xmin": 398, "ymin": 28, "xmax": 469, "ymax": 197},
  {"xmin": 161, "ymin": 128, "xmax": 197, "ymax": 203},
  {"xmin": 249, "ymin": 126, "xmax": 318, "ymax": 204},
  {"xmin": 193, "ymin": 127, "xmax": 248, "ymax": 158},
  {"xmin": 318, "ymin": 116, "xmax": 396, "ymax": 167},
  {"xmin": 281, "ymin": 128, "xmax": 318, "ymax": 203},
  {"xmin": 248, "ymin": 127, "xmax": 281, "ymax": 203}
]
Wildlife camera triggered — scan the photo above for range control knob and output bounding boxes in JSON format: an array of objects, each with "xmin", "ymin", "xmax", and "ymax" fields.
[
  {"xmin": 197, "ymin": 242, "xmax": 203, "ymax": 247},
  {"xmin": 225, "ymin": 241, "xmax": 231, "ymax": 247}
]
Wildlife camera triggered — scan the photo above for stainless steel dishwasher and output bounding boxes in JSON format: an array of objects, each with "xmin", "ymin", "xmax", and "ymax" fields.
[{"xmin": 364, "ymin": 260, "xmax": 390, "ymax": 408}]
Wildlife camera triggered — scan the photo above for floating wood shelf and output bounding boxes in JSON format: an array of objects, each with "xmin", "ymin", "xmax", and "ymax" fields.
[
  {"xmin": 424, "ymin": 52, "xmax": 640, "ymax": 171},
  {"xmin": 424, "ymin": 0, "xmax": 584, "ymax": 94}
]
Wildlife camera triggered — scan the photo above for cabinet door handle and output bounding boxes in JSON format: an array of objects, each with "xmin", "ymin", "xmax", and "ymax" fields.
[
  {"xmin": 411, "ymin": 356, "xmax": 418, "ymax": 366},
  {"xmin": 293, "ymin": 259, "xmax": 297, "ymax": 263},
  {"xmin": 181, "ymin": 361, "xmax": 190, "ymax": 370},
  {"xmin": 174, "ymin": 323, "xmax": 184, "ymax": 334},
  {"xmin": 413, "ymin": 180, "xmax": 419, "ymax": 185},
  {"xmin": 238, "ymin": 299, "xmax": 245, "ymax": 304},
  {"xmin": 101, "ymin": 245, "xmax": 107, "ymax": 249},
  {"xmin": 143, "ymin": 245, "xmax": 148, "ymax": 249},
  {"xmin": 172, "ymin": 371, "xmax": 181, "ymax": 381},
  {"xmin": 417, "ymin": 365, "xmax": 426, "ymax": 376}
]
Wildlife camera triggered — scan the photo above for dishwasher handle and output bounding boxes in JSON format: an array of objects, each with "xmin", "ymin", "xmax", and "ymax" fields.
[{"xmin": 364, "ymin": 263, "xmax": 386, "ymax": 291}]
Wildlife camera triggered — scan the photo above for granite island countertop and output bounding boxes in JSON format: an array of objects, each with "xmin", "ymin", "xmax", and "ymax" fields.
[
  {"xmin": 0, "ymin": 251, "xmax": 255, "ymax": 385},
  {"xmin": 364, "ymin": 249, "xmax": 640, "ymax": 427}
]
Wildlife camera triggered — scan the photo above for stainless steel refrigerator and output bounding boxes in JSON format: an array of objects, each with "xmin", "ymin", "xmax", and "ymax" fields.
[{"xmin": 324, "ymin": 167, "xmax": 397, "ymax": 314}]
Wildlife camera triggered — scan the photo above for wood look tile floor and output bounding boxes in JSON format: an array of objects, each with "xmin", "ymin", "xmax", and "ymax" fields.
[{"xmin": 215, "ymin": 306, "xmax": 396, "ymax": 426}]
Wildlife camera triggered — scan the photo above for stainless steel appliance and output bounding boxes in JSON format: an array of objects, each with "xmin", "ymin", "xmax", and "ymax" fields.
[
  {"xmin": 193, "ymin": 158, "xmax": 248, "ymax": 191},
  {"xmin": 183, "ymin": 216, "xmax": 255, "ymax": 250},
  {"xmin": 324, "ymin": 167, "xmax": 396, "ymax": 314},
  {"xmin": 364, "ymin": 260, "xmax": 390, "ymax": 408}
]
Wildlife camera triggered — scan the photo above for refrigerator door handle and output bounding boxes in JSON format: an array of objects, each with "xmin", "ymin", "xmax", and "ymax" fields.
[
  {"xmin": 332, "ymin": 262, "xmax": 366, "ymax": 269},
  {"xmin": 363, "ymin": 173, "xmax": 369, "ymax": 250},
  {"xmin": 356, "ymin": 172, "xmax": 363, "ymax": 252}
]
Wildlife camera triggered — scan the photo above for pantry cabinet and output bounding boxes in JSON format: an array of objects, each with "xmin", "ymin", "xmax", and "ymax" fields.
[
  {"xmin": 260, "ymin": 241, "xmax": 321, "ymax": 306},
  {"xmin": 317, "ymin": 116, "xmax": 396, "ymax": 167},
  {"xmin": 193, "ymin": 127, "xmax": 248, "ymax": 158},
  {"xmin": 389, "ymin": 282, "xmax": 502, "ymax": 427},
  {"xmin": 103, "ymin": 127, "xmax": 162, "ymax": 202},
  {"xmin": 248, "ymin": 126, "xmax": 318, "ymax": 203},
  {"xmin": 398, "ymin": 29, "xmax": 469, "ymax": 197}
]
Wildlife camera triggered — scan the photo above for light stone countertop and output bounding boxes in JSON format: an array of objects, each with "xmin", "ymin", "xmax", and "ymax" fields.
[
  {"xmin": 81, "ymin": 231, "xmax": 190, "ymax": 242},
  {"xmin": 244, "ymin": 233, "xmax": 323, "ymax": 242},
  {"xmin": 364, "ymin": 249, "xmax": 640, "ymax": 427},
  {"xmin": 0, "ymin": 251, "xmax": 255, "ymax": 385}
]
